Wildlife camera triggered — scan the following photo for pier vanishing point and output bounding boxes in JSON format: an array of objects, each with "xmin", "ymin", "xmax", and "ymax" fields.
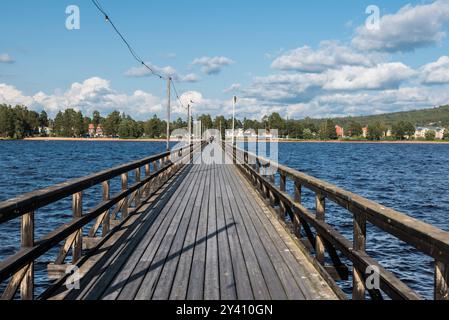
[{"xmin": 0, "ymin": 139, "xmax": 449, "ymax": 301}]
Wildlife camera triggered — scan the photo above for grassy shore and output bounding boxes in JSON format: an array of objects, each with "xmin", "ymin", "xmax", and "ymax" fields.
[{"xmin": 12, "ymin": 136, "xmax": 449, "ymax": 144}]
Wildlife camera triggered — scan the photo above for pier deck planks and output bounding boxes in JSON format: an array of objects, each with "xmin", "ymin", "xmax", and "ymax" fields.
[{"xmin": 47, "ymin": 161, "xmax": 338, "ymax": 301}]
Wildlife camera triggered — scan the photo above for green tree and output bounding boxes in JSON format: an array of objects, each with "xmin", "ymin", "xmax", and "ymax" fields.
[
  {"xmin": 347, "ymin": 121, "xmax": 363, "ymax": 137},
  {"xmin": 53, "ymin": 111, "xmax": 64, "ymax": 136},
  {"xmin": 103, "ymin": 111, "xmax": 122, "ymax": 137},
  {"xmin": 319, "ymin": 119, "xmax": 337, "ymax": 140},
  {"xmin": 367, "ymin": 122, "xmax": 386, "ymax": 141},
  {"xmin": 392, "ymin": 121, "xmax": 415, "ymax": 140},
  {"xmin": 144, "ymin": 115, "xmax": 162, "ymax": 138},
  {"xmin": 198, "ymin": 114, "xmax": 213, "ymax": 131},
  {"xmin": 303, "ymin": 128, "xmax": 314, "ymax": 140},
  {"xmin": 425, "ymin": 130, "xmax": 436, "ymax": 141},
  {"xmin": 92, "ymin": 110, "xmax": 102, "ymax": 129},
  {"xmin": 0, "ymin": 105, "xmax": 14, "ymax": 138},
  {"xmin": 214, "ymin": 115, "xmax": 227, "ymax": 138},
  {"xmin": 73, "ymin": 111, "xmax": 85, "ymax": 137},
  {"xmin": 61, "ymin": 109, "xmax": 78, "ymax": 137},
  {"xmin": 268, "ymin": 113, "xmax": 286, "ymax": 136},
  {"xmin": 38, "ymin": 110, "xmax": 49, "ymax": 133},
  {"xmin": 173, "ymin": 117, "xmax": 187, "ymax": 130}
]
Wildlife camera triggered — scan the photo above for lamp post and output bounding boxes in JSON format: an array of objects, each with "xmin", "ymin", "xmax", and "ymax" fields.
[
  {"xmin": 166, "ymin": 77, "xmax": 171, "ymax": 152},
  {"xmin": 188, "ymin": 100, "xmax": 194, "ymax": 146},
  {"xmin": 232, "ymin": 96, "xmax": 237, "ymax": 145}
]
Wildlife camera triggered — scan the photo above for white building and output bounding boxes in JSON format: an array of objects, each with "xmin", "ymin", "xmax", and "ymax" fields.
[{"xmin": 415, "ymin": 127, "xmax": 445, "ymax": 139}]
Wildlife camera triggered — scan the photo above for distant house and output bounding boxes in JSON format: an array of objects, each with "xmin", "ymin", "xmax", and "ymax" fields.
[
  {"xmin": 96, "ymin": 124, "xmax": 104, "ymax": 138},
  {"xmin": 335, "ymin": 125, "xmax": 344, "ymax": 138},
  {"xmin": 243, "ymin": 130, "xmax": 258, "ymax": 138},
  {"xmin": 362, "ymin": 127, "xmax": 369, "ymax": 138},
  {"xmin": 415, "ymin": 127, "xmax": 445, "ymax": 139},
  {"xmin": 39, "ymin": 126, "xmax": 52, "ymax": 136},
  {"xmin": 88, "ymin": 124, "xmax": 96, "ymax": 137}
]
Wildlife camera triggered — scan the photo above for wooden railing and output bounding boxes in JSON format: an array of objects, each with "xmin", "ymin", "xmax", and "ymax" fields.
[
  {"xmin": 225, "ymin": 142, "xmax": 449, "ymax": 300},
  {"xmin": 0, "ymin": 142, "xmax": 202, "ymax": 300}
]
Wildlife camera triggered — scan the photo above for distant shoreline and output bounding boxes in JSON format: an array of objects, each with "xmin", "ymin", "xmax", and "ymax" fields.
[
  {"xmin": 21, "ymin": 137, "xmax": 167, "ymax": 142},
  {"xmin": 6, "ymin": 137, "xmax": 447, "ymax": 144}
]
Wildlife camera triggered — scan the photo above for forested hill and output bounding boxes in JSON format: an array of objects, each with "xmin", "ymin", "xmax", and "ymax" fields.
[{"xmin": 312, "ymin": 105, "xmax": 449, "ymax": 128}]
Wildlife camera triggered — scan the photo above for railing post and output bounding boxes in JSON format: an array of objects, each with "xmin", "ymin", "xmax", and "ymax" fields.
[
  {"xmin": 280, "ymin": 173, "xmax": 286, "ymax": 192},
  {"xmin": 278, "ymin": 173, "xmax": 287, "ymax": 220},
  {"xmin": 435, "ymin": 261, "xmax": 449, "ymax": 300},
  {"xmin": 135, "ymin": 168, "xmax": 141, "ymax": 208},
  {"xmin": 153, "ymin": 161, "xmax": 160, "ymax": 188},
  {"xmin": 315, "ymin": 194, "xmax": 326, "ymax": 265},
  {"xmin": 20, "ymin": 211, "xmax": 34, "ymax": 300},
  {"xmin": 121, "ymin": 173, "xmax": 129, "ymax": 219},
  {"xmin": 293, "ymin": 181, "xmax": 302, "ymax": 238},
  {"xmin": 102, "ymin": 181, "xmax": 110, "ymax": 237},
  {"xmin": 72, "ymin": 192, "xmax": 82, "ymax": 264},
  {"xmin": 353, "ymin": 210, "xmax": 367, "ymax": 300},
  {"xmin": 144, "ymin": 163, "xmax": 151, "ymax": 196}
]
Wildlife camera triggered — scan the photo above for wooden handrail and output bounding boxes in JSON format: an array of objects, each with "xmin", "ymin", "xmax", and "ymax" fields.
[
  {"xmin": 0, "ymin": 142, "xmax": 204, "ymax": 300},
  {"xmin": 225, "ymin": 142, "xmax": 449, "ymax": 300},
  {"xmin": 0, "ymin": 144, "xmax": 197, "ymax": 224},
  {"xmin": 255, "ymin": 153, "xmax": 449, "ymax": 265}
]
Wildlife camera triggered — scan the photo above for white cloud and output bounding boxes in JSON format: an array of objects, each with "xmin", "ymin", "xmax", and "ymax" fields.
[
  {"xmin": 0, "ymin": 54, "xmax": 14, "ymax": 64},
  {"xmin": 271, "ymin": 41, "xmax": 379, "ymax": 72},
  {"xmin": 223, "ymin": 83, "xmax": 241, "ymax": 93},
  {"xmin": 285, "ymin": 86, "xmax": 449, "ymax": 119},
  {"xmin": 0, "ymin": 77, "xmax": 164, "ymax": 120},
  {"xmin": 242, "ymin": 62, "xmax": 416, "ymax": 105},
  {"xmin": 421, "ymin": 56, "xmax": 449, "ymax": 85},
  {"xmin": 179, "ymin": 73, "xmax": 200, "ymax": 83},
  {"xmin": 323, "ymin": 63, "xmax": 416, "ymax": 91},
  {"xmin": 352, "ymin": 0, "xmax": 449, "ymax": 52},
  {"xmin": 0, "ymin": 84, "xmax": 33, "ymax": 105},
  {"xmin": 124, "ymin": 63, "xmax": 199, "ymax": 83},
  {"xmin": 192, "ymin": 56, "xmax": 234, "ymax": 75}
]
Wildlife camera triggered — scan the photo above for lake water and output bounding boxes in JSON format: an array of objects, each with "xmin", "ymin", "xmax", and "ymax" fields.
[{"xmin": 1, "ymin": 141, "xmax": 448, "ymax": 299}]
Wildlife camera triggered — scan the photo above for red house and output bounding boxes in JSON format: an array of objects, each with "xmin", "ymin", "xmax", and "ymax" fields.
[
  {"xmin": 362, "ymin": 127, "xmax": 369, "ymax": 138},
  {"xmin": 88, "ymin": 124, "xmax": 95, "ymax": 137},
  {"xmin": 335, "ymin": 125, "xmax": 344, "ymax": 138}
]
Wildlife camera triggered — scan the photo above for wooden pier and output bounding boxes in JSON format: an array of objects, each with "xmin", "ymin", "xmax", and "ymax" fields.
[{"xmin": 1, "ymin": 140, "xmax": 449, "ymax": 300}]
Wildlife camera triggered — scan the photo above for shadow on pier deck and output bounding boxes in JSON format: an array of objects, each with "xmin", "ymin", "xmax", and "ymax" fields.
[{"xmin": 46, "ymin": 162, "xmax": 338, "ymax": 300}]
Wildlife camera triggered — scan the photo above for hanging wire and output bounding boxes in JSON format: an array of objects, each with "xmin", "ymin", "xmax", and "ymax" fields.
[
  {"xmin": 170, "ymin": 78, "xmax": 188, "ymax": 109},
  {"xmin": 91, "ymin": 0, "xmax": 164, "ymax": 79}
]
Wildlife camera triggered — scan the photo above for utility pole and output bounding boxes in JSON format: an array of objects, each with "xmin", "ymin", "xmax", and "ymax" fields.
[
  {"xmin": 166, "ymin": 77, "xmax": 171, "ymax": 152},
  {"xmin": 188, "ymin": 104, "xmax": 191, "ymax": 146},
  {"xmin": 232, "ymin": 96, "xmax": 237, "ymax": 145}
]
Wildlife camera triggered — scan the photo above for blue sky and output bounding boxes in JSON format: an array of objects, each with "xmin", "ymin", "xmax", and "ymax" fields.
[{"xmin": 1, "ymin": 0, "xmax": 449, "ymax": 120}]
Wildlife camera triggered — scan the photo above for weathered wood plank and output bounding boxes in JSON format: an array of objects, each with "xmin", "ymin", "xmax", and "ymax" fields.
[
  {"xmin": 135, "ymin": 166, "xmax": 205, "ymax": 300},
  {"xmin": 216, "ymin": 165, "xmax": 254, "ymax": 300},
  {"xmin": 67, "ymin": 166, "xmax": 190, "ymax": 300},
  {"xmin": 169, "ymin": 165, "xmax": 209, "ymax": 300},
  {"xmin": 101, "ymin": 166, "xmax": 198, "ymax": 300},
  {"xmin": 224, "ymin": 166, "xmax": 302, "ymax": 300},
  {"xmin": 219, "ymin": 165, "xmax": 271, "ymax": 300},
  {"xmin": 214, "ymin": 164, "xmax": 238, "ymax": 300},
  {"xmin": 204, "ymin": 164, "xmax": 220, "ymax": 300},
  {"xmin": 151, "ymin": 165, "xmax": 205, "ymax": 300},
  {"xmin": 186, "ymin": 165, "xmax": 211, "ymax": 300}
]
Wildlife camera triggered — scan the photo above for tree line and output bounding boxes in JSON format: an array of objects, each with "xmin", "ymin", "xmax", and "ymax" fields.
[{"xmin": 2, "ymin": 104, "xmax": 449, "ymax": 140}]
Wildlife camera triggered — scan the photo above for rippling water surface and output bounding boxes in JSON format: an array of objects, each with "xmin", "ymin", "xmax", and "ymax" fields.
[{"xmin": 1, "ymin": 141, "xmax": 448, "ymax": 299}]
